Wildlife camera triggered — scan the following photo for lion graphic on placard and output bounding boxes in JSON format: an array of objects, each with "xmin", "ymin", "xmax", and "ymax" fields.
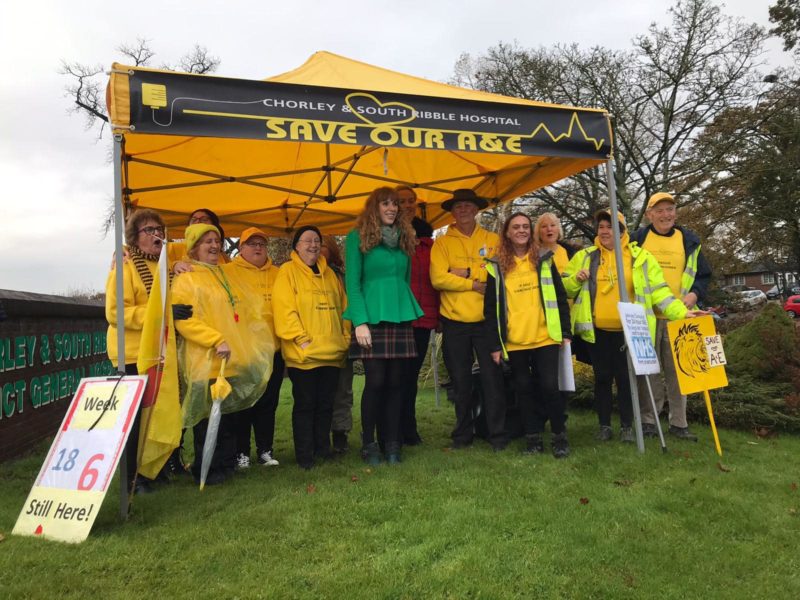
[{"xmin": 673, "ymin": 323, "xmax": 709, "ymax": 378}]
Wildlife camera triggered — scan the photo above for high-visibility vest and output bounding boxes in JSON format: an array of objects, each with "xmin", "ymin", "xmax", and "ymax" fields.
[
  {"xmin": 681, "ymin": 245, "xmax": 702, "ymax": 302},
  {"xmin": 486, "ymin": 258, "xmax": 562, "ymax": 360},
  {"xmin": 563, "ymin": 244, "xmax": 687, "ymax": 344}
]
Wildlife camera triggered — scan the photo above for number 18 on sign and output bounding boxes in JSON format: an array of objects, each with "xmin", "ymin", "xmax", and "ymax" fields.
[{"xmin": 13, "ymin": 375, "xmax": 146, "ymax": 543}]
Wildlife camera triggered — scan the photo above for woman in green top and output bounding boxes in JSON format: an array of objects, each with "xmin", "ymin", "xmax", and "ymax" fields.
[{"xmin": 344, "ymin": 186, "xmax": 423, "ymax": 465}]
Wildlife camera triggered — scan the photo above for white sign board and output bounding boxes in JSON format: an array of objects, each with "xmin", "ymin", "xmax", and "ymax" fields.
[
  {"xmin": 704, "ymin": 334, "xmax": 727, "ymax": 367},
  {"xmin": 13, "ymin": 375, "xmax": 146, "ymax": 544},
  {"xmin": 618, "ymin": 302, "xmax": 661, "ymax": 375}
]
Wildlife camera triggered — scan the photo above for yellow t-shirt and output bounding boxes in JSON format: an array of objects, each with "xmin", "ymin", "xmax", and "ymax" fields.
[
  {"xmin": 641, "ymin": 229, "xmax": 685, "ymax": 318},
  {"xmin": 551, "ymin": 244, "xmax": 570, "ymax": 276},
  {"xmin": 505, "ymin": 257, "xmax": 556, "ymax": 351},
  {"xmin": 593, "ymin": 246, "xmax": 634, "ymax": 331}
]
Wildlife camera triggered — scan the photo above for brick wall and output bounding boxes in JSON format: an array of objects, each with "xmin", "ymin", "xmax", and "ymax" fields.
[{"xmin": 0, "ymin": 290, "xmax": 114, "ymax": 462}]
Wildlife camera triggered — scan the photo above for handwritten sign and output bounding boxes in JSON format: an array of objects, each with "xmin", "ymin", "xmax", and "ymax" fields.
[{"xmin": 12, "ymin": 375, "xmax": 146, "ymax": 543}]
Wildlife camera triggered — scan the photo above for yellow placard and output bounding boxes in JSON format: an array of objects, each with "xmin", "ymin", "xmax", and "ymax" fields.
[
  {"xmin": 70, "ymin": 383, "xmax": 126, "ymax": 430},
  {"xmin": 142, "ymin": 83, "xmax": 167, "ymax": 108},
  {"xmin": 12, "ymin": 487, "xmax": 104, "ymax": 544},
  {"xmin": 668, "ymin": 315, "xmax": 728, "ymax": 395}
]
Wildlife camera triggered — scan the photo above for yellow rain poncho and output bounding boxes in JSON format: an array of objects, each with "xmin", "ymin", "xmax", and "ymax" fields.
[{"xmin": 171, "ymin": 262, "xmax": 273, "ymax": 427}]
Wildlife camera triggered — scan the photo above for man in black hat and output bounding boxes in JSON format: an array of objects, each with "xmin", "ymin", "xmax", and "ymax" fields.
[{"xmin": 430, "ymin": 189, "xmax": 507, "ymax": 450}]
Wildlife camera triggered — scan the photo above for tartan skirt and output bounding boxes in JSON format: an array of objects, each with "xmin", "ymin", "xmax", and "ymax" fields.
[{"xmin": 348, "ymin": 321, "xmax": 417, "ymax": 360}]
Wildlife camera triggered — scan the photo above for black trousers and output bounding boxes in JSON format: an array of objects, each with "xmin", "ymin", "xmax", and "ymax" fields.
[
  {"xmin": 507, "ymin": 344, "xmax": 565, "ymax": 435},
  {"xmin": 287, "ymin": 366, "xmax": 340, "ymax": 466},
  {"xmin": 361, "ymin": 357, "xmax": 410, "ymax": 447},
  {"xmin": 588, "ymin": 329, "xmax": 633, "ymax": 428},
  {"xmin": 191, "ymin": 410, "xmax": 237, "ymax": 479},
  {"xmin": 235, "ymin": 351, "xmax": 285, "ymax": 457},
  {"xmin": 122, "ymin": 363, "xmax": 147, "ymax": 487},
  {"xmin": 441, "ymin": 318, "xmax": 506, "ymax": 446},
  {"xmin": 400, "ymin": 327, "xmax": 432, "ymax": 442}
]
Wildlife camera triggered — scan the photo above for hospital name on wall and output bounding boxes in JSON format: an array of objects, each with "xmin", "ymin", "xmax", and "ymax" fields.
[{"xmin": 0, "ymin": 330, "xmax": 114, "ymax": 420}]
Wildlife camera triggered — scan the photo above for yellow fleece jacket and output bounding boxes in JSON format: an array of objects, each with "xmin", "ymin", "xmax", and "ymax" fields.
[
  {"xmin": 272, "ymin": 252, "xmax": 349, "ymax": 370},
  {"xmin": 430, "ymin": 224, "xmax": 499, "ymax": 323},
  {"xmin": 223, "ymin": 255, "xmax": 280, "ymax": 349},
  {"xmin": 105, "ymin": 259, "xmax": 156, "ymax": 365}
]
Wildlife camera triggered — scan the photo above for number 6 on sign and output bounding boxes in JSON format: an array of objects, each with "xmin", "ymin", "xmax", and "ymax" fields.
[{"xmin": 78, "ymin": 454, "xmax": 105, "ymax": 491}]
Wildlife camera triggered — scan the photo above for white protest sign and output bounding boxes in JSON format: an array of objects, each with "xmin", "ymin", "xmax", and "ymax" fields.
[
  {"xmin": 618, "ymin": 302, "xmax": 661, "ymax": 375},
  {"xmin": 13, "ymin": 375, "xmax": 146, "ymax": 544},
  {"xmin": 704, "ymin": 334, "xmax": 727, "ymax": 367}
]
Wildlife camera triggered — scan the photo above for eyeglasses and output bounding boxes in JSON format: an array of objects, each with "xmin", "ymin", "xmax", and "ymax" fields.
[
  {"xmin": 189, "ymin": 215, "xmax": 213, "ymax": 224},
  {"xmin": 297, "ymin": 238, "xmax": 321, "ymax": 246},
  {"xmin": 138, "ymin": 226, "xmax": 165, "ymax": 236},
  {"xmin": 243, "ymin": 241, "xmax": 268, "ymax": 249}
]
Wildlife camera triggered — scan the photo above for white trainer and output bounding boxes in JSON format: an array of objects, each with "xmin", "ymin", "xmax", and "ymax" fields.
[
  {"xmin": 258, "ymin": 451, "xmax": 279, "ymax": 466},
  {"xmin": 236, "ymin": 453, "xmax": 250, "ymax": 470}
]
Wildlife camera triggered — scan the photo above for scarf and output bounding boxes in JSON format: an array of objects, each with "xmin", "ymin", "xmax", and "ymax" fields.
[
  {"xmin": 129, "ymin": 245, "xmax": 158, "ymax": 295},
  {"xmin": 381, "ymin": 225, "xmax": 400, "ymax": 249}
]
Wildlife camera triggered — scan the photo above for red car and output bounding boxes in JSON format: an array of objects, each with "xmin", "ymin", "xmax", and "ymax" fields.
[{"xmin": 783, "ymin": 295, "xmax": 800, "ymax": 318}]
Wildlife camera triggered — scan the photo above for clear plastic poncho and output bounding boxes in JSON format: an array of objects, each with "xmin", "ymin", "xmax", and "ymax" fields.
[{"xmin": 171, "ymin": 264, "xmax": 274, "ymax": 428}]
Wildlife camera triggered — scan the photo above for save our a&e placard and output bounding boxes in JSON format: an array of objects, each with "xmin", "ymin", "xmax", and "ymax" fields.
[{"xmin": 12, "ymin": 375, "xmax": 146, "ymax": 543}]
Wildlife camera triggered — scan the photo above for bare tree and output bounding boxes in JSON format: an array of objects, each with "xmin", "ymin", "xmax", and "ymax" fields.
[
  {"xmin": 452, "ymin": 0, "xmax": 767, "ymax": 240},
  {"xmin": 60, "ymin": 38, "xmax": 220, "ymax": 139}
]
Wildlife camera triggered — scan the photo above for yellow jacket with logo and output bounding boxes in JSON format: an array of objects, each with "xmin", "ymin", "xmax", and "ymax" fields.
[
  {"xmin": 430, "ymin": 224, "xmax": 499, "ymax": 323},
  {"xmin": 222, "ymin": 255, "xmax": 280, "ymax": 349},
  {"xmin": 272, "ymin": 252, "xmax": 349, "ymax": 370}
]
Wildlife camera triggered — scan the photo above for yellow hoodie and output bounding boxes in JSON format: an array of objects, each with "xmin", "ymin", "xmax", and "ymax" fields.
[
  {"xmin": 430, "ymin": 224, "xmax": 498, "ymax": 322},
  {"xmin": 223, "ymin": 255, "xmax": 280, "ymax": 349},
  {"xmin": 272, "ymin": 251, "xmax": 349, "ymax": 370}
]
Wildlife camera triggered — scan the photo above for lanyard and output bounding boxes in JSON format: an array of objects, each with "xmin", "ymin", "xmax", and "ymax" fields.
[{"xmin": 199, "ymin": 263, "xmax": 239, "ymax": 322}]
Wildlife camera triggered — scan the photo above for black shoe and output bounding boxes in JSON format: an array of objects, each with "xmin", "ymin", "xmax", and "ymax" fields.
[
  {"xmin": 595, "ymin": 426, "xmax": 613, "ymax": 441},
  {"xmin": 132, "ymin": 479, "xmax": 154, "ymax": 495},
  {"xmin": 619, "ymin": 427, "xmax": 635, "ymax": 443},
  {"xmin": 523, "ymin": 434, "xmax": 544, "ymax": 455},
  {"xmin": 451, "ymin": 439, "xmax": 473, "ymax": 450},
  {"xmin": 332, "ymin": 431, "xmax": 349, "ymax": 453},
  {"xmin": 642, "ymin": 423, "xmax": 658, "ymax": 439},
  {"xmin": 551, "ymin": 432, "xmax": 570, "ymax": 459},
  {"xmin": 195, "ymin": 470, "xmax": 226, "ymax": 487},
  {"xmin": 669, "ymin": 425, "xmax": 698, "ymax": 441},
  {"xmin": 298, "ymin": 460, "xmax": 315, "ymax": 471},
  {"xmin": 492, "ymin": 443, "xmax": 508, "ymax": 453},
  {"xmin": 404, "ymin": 434, "xmax": 423, "ymax": 446}
]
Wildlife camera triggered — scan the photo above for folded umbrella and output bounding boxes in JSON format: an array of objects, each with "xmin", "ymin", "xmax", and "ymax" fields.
[{"xmin": 200, "ymin": 358, "xmax": 232, "ymax": 490}]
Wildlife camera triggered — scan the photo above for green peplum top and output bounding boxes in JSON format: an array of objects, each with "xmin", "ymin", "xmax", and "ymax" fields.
[{"xmin": 342, "ymin": 228, "xmax": 423, "ymax": 327}]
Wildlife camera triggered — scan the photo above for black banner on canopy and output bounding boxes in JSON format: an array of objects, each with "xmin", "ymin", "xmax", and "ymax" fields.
[{"xmin": 126, "ymin": 69, "xmax": 611, "ymax": 159}]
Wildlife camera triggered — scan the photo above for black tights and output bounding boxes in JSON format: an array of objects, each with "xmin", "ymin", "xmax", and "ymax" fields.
[{"xmin": 361, "ymin": 358, "xmax": 409, "ymax": 446}]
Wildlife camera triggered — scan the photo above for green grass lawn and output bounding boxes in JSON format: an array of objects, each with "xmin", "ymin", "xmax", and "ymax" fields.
[{"xmin": 1, "ymin": 377, "xmax": 799, "ymax": 599}]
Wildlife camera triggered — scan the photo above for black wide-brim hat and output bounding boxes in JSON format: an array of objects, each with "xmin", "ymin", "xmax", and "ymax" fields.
[{"xmin": 441, "ymin": 188, "xmax": 489, "ymax": 212}]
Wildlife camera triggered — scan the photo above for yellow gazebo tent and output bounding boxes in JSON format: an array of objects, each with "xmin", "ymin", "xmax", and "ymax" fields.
[{"xmin": 106, "ymin": 51, "xmax": 612, "ymax": 236}]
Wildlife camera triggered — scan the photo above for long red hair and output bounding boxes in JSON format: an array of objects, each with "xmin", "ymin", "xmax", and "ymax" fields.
[{"xmin": 354, "ymin": 186, "xmax": 416, "ymax": 255}]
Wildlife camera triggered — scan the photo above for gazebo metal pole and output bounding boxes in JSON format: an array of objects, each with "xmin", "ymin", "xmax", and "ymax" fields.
[
  {"xmin": 604, "ymin": 158, "xmax": 645, "ymax": 454},
  {"xmin": 113, "ymin": 133, "xmax": 130, "ymax": 517}
]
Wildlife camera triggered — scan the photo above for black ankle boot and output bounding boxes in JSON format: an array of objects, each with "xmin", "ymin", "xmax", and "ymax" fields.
[
  {"xmin": 385, "ymin": 442, "xmax": 402, "ymax": 465},
  {"xmin": 332, "ymin": 430, "xmax": 349, "ymax": 453},
  {"xmin": 361, "ymin": 442, "xmax": 381, "ymax": 466},
  {"xmin": 552, "ymin": 432, "xmax": 570, "ymax": 459},
  {"xmin": 523, "ymin": 434, "xmax": 544, "ymax": 455}
]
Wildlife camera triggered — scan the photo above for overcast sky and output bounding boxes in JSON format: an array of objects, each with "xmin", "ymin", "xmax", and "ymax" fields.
[{"xmin": 0, "ymin": 0, "xmax": 791, "ymax": 295}]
